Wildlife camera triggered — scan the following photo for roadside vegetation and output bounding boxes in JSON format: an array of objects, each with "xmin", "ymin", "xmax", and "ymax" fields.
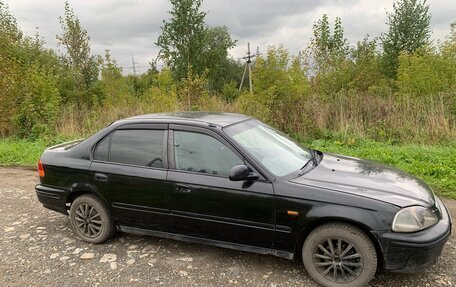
[
  {"xmin": 0, "ymin": 0, "xmax": 455, "ymax": 197},
  {"xmin": 1, "ymin": 137, "xmax": 455, "ymax": 199}
]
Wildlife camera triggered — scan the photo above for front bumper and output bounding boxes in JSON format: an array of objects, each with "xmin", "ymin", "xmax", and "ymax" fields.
[
  {"xmin": 35, "ymin": 184, "xmax": 69, "ymax": 215},
  {"xmin": 373, "ymin": 197, "xmax": 452, "ymax": 272}
]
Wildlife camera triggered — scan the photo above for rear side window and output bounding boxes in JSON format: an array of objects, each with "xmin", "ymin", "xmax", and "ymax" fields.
[
  {"xmin": 94, "ymin": 129, "xmax": 164, "ymax": 168},
  {"xmin": 94, "ymin": 136, "xmax": 109, "ymax": 161}
]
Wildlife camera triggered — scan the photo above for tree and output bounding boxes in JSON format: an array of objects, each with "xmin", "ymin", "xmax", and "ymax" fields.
[
  {"xmin": 441, "ymin": 22, "xmax": 456, "ymax": 94},
  {"xmin": 0, "ymin": 0, "xmax": 22, "ymax": 43},
  {"xmin": 441, "ymin": 22, "xmax": 456, "ymax": 61},
  {"xmin": 306, "ymin": 14, "xmax": 351, "ymax": 94},
  {"xmin": 397, "ymin": 22, "xmax": 456, "ymax": 98},
  {"xmin": 13, "ymin": 65, "xmax": 60, "ymax": 139},
  {"xmin": 57, "ymin": 1, "xmax": 99, "ymax": 105},
  {"xmin": 99, "ymin": 50, "xmax": 135, "ymax": 107},
  {"xmin": 309, "ymin": 14, "xmax": 349, "ymax": 74},
  {"xmin": 382, "ymin": 0, "xmax": 431, "ymax": 79},
  {"xmin": 202, "ymin": 26, "xmax": 237, "ymax": 91},
  {"xmin": 0, "ymin": 0, "xmax": 21, "ymax": 135},
  {"xmin": 0, "ymin": 1, "xmax": 62, "ymax": 138},
  {"xmin": 156, "ymin": 0, "xmax": 207, "ymax": 81},
  {"xmin": 349, "ymin": 36, "xmax": 385, "ymax": 92}
]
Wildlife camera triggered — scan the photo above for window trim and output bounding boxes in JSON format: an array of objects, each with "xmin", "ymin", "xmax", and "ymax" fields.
[{"xmin": 91, "ymin": 125, "xmax": 168, "ymax": 170}]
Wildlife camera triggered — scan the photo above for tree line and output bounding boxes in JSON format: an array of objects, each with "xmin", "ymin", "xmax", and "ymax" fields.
[{"xmin": 0, "ymin": 0, "xmax": 454, "ymax": 143}]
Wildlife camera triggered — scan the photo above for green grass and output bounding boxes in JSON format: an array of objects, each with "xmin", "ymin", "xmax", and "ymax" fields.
[
  {"xmin": 1, "ymin": 136, "xmax": 455, "ymax": 199},
  {"xmin": 0, "ymin": 138, "xmax": 48, "ymax": 167}
]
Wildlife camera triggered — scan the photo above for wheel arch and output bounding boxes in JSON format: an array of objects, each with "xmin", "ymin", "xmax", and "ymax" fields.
[
  {"xmin": 65, "ymin": 183, "xmax": 110, "ymax": 212},
  {"xmin": 295, "ymin": 217, "xmax": 384, "ymax": 269}
]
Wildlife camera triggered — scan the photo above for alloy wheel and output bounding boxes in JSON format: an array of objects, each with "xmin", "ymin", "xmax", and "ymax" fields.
[
  {"xmin": 312, "ymin": 237, "xmax": 363, "ymax": 283},
  {"xmin": 74, "ymin": 203, "xmax": 103, "ymax": 238}
]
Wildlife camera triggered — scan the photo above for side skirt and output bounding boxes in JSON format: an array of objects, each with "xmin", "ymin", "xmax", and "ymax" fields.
[{"xmin": 119, "ymin": 225, "xmax": 294, "ymax": 260}]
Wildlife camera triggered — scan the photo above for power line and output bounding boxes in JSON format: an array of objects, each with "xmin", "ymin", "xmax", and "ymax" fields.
[
  {"xmin": 325, "ymin": 0, "xmax": 348, "ymax": 21},
  {"xmin": 339, "ymin": 0, "xmax": 360, "ymax": 18},
  {"xmin": 13, "ymin": 12, "xmax": 59, "ymax": 38},
  {"xmin": 280, "ymin": 0, "xmax": 307, "ymax": 28},
  {"xmin": 11, "ymin": 7, "xmax": 159, "ymax": 77},
  {"xmin": 119, "ymin": 65, "xmax": 150, "ymax": 69},
  {"xmin": 283, "ymin": 0, "xmax": 360, "ymax": 53},
  {"xmin": 280, "ymin": 0, "xmax": 329, "ymax": 50},
  {"xmin": 257, "ymin": 0, "xmax": 302, "ymax": 49}
]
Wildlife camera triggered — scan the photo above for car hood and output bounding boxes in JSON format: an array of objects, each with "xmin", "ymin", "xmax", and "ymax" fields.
[{"xmin": 290, "ymin": 152, "xmax": 435, "ymax": 208}]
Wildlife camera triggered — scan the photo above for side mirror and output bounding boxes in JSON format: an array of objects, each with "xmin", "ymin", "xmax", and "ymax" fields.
[{"xmin": 229, "ymin": 165, "xmax": 259, "ymax": 181}]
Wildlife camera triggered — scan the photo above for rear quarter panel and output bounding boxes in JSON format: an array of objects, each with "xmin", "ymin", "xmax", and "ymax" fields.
[{"xmin": 39, "ymin": 141, "xmax": 96, "ymax": 210}]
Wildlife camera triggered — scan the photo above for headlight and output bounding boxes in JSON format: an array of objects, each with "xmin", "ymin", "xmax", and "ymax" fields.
[{"xmin": 392, "ymin": 206, "xmax": 438, "ymax": 232}]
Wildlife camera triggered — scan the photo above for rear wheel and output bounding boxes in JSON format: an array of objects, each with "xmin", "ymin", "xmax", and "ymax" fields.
[
  {"xmin": 69, "ymin": 194, "xmax": 115, "ymax": 244},
  {"xmin": 302, "ymin": 223, "xmax": 377, "ymax": 287}
]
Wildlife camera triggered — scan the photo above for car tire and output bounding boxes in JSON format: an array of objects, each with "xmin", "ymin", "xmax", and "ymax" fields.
[
  {"xmin": 302, "ymin": 222, "xmax": 377, "ymax": 287},
  {"xmin": 69, "ymin": 194, "xmax": 115, "ymax": 244}
]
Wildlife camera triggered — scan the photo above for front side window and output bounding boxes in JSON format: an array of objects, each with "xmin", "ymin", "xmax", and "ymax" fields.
[
  {"xmin": 94, "ymin": 129, "xmax": 164, "ymax": 168},
  {"xmin": 173, "ymin": 131, "xmax": 243, "ymax": 176},
  {"xmin": 224, "ymin": 120, "xmax": 311, "ymax": 177}
]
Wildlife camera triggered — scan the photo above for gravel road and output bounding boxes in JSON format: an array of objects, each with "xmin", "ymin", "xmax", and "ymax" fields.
[{"xmin": 0, "ymin": 167, "xmax": 454, "ymax": 287}]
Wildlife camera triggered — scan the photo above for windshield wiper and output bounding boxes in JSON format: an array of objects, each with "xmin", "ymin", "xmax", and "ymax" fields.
[
  {"xmin": 300, "ymin": 159, "xmax": 312, "ymax": 171},
  {"xmin": 311, "ymin": 149, "xmax": 319, "ymax": 164},
  {"xmin": 299, "ymin": 150, "xmax": 319, "ymax": 175}
]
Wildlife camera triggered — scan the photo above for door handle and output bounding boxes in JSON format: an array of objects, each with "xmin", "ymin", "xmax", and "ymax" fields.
[
  {"xmin": 175, "ymin": 184, "xmax": 192, "ymax": 193},
  {"xmin": 94, "ymin": 173, "xmax": 109, "ymax": 182}
]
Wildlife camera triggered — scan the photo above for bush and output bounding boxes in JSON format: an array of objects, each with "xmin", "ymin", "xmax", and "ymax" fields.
[
  {"xmin": 222, "ymin": 82, "xmax": 238, "ymax": 102},
  {"xmin": 397, "ymin": 49, "xmax": 454, "ymax": 97},
  {"xmin": 13, "ymin": 65, "xmax": 60, "ymax": 140}
]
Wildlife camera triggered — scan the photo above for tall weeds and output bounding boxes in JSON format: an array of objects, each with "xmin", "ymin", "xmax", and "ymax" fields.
[{"xmin": 54, "ymin": 91, "xmax": 455, "ymax": 144}]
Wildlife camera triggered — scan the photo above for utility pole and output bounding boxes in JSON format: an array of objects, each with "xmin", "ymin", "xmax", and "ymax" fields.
[
  {"xmin": 253, "ymin": 45, "xmax": 261, "ymax": 68},
  {"xmin": 239, "ymin": 43, "xmax": 257, "ymax": 94},
  {"xmin": 131, "ymin": 55, "xmax": 137, "ymax": 76}
]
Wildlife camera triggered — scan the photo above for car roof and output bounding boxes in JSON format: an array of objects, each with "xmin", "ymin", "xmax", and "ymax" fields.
[{"xmin": 125, "ymin": 112, "xmax": 251, "ymax": 127}]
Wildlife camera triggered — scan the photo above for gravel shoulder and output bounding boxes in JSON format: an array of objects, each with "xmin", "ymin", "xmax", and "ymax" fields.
[{"xmin": 1, "ymin": 167, "xmax": 454, "ymax": 286}]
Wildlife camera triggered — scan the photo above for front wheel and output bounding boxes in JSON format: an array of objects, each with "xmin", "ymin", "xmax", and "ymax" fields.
[
  {"xmin": 69, "ymin": 194, "xmax": 115, "ymax": 244},
  {"xmin": 302, "ymin": 223, "xmax": 377, "ymax": 287}
]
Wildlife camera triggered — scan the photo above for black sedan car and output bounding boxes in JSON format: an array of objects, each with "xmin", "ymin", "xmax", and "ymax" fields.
[{"xmin": 36, "ymin": 112, "xmax": 451, "ymax": 287}]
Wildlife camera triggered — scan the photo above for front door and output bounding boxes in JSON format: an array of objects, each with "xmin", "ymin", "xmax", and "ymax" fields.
[
  {"xmin": 90, "ymin": 125, "xmax": 172, "ymax": 230},
  {"xmin": 167, "ymin": 126, "xmax": 275, "ymax": 248}
]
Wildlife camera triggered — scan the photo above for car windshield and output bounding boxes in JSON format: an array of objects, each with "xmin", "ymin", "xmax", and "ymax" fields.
[{"xmin": 224, "ymin": 119, "xmax": 312, "ymax": 177}]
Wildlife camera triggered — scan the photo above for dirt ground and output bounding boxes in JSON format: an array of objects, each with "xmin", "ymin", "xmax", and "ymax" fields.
[{"xmin": 0, "ymin": 167, "xmax": 454, "ymax": 287}]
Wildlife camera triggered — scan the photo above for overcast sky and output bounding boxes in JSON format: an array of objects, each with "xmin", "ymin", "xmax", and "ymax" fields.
[{"xmin": 5, "ymin": 0, "xmax": 456, "ymax": 74}]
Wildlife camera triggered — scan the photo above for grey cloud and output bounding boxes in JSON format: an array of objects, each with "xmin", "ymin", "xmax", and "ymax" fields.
[
  {"xmin": 5, "ymin": 0, "xmax": 455, "ymax": 72},
  {"xmin": 203, "ymin": 0, "xmax": 327, "ymax": 39}
]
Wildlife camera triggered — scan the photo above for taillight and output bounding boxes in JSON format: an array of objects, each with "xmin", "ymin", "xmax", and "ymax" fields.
[{"xmin": 38, "ymin": 159, "xmax": 45, "ymax": 177}]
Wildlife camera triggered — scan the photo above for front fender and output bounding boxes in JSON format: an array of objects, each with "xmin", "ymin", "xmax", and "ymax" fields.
[{"xmin": 272, "ymin": 181, "xmax": 398, "ymax": 253}]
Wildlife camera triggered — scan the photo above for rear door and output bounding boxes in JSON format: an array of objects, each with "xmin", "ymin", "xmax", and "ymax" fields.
[
  {"xmin": 167, "ymin": 125, "xmax": 275, "ymax": 248},
  {"xmin": 90, "ymin": 124, "xmax": 172, "ymax": 230}
]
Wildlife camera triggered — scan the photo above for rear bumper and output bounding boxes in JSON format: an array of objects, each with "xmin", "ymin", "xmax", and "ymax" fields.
[
  {"xmin": 374, "ymin": 197, "xmax": 452, "ymax": 272},
  {"xmin": 35, "ymin": 184, "xmax": 68, "ymax": 215}
]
